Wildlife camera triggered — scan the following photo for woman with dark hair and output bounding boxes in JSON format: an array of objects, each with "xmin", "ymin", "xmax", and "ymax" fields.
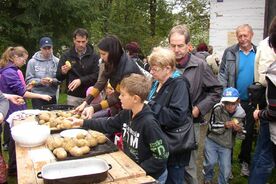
[{"xmin": 75, "ymin": 35, "xmax": 142, "ymax": 118}]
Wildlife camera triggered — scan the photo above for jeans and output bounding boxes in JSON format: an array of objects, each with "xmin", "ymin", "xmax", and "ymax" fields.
[
  {"xmin": 203, "ymin": 137, "xmax": 231, "ymax": 184},
  {"xmin": 239, "ymin": 101, "xmax": 256, "ymax": 164},
  {"xmin": 166, "ymin": 164, "xmax": 185, "ymax": 184},
  {"xmin": 158, "ymin": 169, "xmax": 168, "ymax": 184},
  {"xmin": 31, "ymin": 96, "xmax": 57, "ymax": 109},
  {"xmin": 249, "ymin": 120, "xmax": 274, "ymax": 184}
]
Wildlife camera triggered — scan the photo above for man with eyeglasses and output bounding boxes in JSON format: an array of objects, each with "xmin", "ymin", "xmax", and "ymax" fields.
[
  {"xmin": 168, "ymin": 24, "xmax": 222, "ymax": 184},
  {"xmin": 25, "ymin": 36, "xmax": 60, "ymax": 109}
]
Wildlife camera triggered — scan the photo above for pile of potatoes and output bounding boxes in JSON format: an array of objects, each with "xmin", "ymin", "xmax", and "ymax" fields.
[
  {"xmin": 46, "ymin": 130, "xmax": 107, "ymax": 159},
  {"xmin": 37, "ymin": 111, "xmax": 82, "ymax": 130}
]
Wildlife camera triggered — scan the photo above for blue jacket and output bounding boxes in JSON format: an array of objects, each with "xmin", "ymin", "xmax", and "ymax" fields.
[{"xmin": 0, "ymin": 62, "xmax": 27, "ymax": 120}]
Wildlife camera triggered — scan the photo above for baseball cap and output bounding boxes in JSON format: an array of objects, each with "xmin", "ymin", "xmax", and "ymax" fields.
[
  {"xmin": 221, "ymin": 87, "xmax": 239, "ymax": 102},
  {"xmin": 39, "ymin": 37, "xmax": 53, "ymax": 48}
]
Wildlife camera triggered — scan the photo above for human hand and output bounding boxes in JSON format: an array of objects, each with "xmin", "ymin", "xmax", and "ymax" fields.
[
  {"xmin": 192, "ymin": 106, "xmax": 200, "ymax": 118},
  {"xmin": 225, "ymin": 121, "xmax": 234, "ymax": 129},
  {"xmin": 66, "ymin": 117, "xmax": 84, "ymax": 127},
  {"xmin": 253, "ymin": 110, "xmax": 260, "ymax": 120},
  {"xmin": 68, "ymin": 79, "xmax": 81, "ymax": 91},
  {"xmin": 26, "ymin": 80, "xmax": 36, "ymax": 90},
  {"xmin": 41, "ymin": 95, "xmax": 52, "ymax": 101},
  {"xmin": 0, "ymin": 113, "xmax": 4, "ymax": 124},
  {"xmin": 74, "ymin": 101, "xmax": 87, "ymax": 114},
  {"xmin": 233, "ymin": 123, "xmax": 243, "ymax": 132},
  {"xmin": 81, "ymin": 106, "xmax": 94, "ymax": 119},
  {"xmin": 61, "ymin": 64, "xmax": 71, "ymax": 75},
  {"xmin": 4, "ymin": 94, "xmax": 25, "ymax": 105},
  {"xmin": 41, "ymin": 77, "xmax": 53, "ymax": 85}
]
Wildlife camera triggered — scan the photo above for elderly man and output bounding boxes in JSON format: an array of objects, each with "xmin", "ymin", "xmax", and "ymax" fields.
[
  {"xmin": 56, "ymin": 28, "xmax": 99, "ymax": 106},
  {"xmin": 218, "ymin": 24, "xmax": 257, "ymax": 177},
  {"xmin": 168, "ymin": 24, "xmax": 222, "ymax": 184},
  {"xmin": 26, "ymin": 36, "xmax": 60, "ymax": 109}
]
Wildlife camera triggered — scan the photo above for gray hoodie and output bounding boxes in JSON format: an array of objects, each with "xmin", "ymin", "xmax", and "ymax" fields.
[{"xmin": 25, "ymin": 51, "xmax": 59, "ymax": 96}]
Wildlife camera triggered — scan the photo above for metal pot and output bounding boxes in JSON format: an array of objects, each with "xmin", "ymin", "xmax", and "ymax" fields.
[
  {"xmin": 41, "ymin": 104, "xmax": 75, "ymax": 111},
  {"xmin": 37, "ymin": 158, "xmax": 112, "ymax": 184}
]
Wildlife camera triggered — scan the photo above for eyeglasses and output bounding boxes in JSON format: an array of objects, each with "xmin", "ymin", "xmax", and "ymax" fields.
[{"xmin": 149, "ymin": 66, "xmax": 162, "ymax": 73}]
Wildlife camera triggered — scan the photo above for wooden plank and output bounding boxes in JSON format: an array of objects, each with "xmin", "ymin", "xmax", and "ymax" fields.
[
  {"xmin": 109, "ymin": 151, "xmax": 146, "ymax": 180},
  {"xmin": 105, "ymin": 175, "xmax": 156, "ymax": 184},
  {"xmin": 16, "ymin": 145, "xmax": 38, "ymax": 184}
]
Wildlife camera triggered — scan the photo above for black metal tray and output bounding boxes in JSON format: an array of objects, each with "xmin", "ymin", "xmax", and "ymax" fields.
[
  {"xmin": 56, "ymin": 139, "xmax": 118, "ymax": 161},
  {"xmin": 41, "ymin": 104, "xmax": 75, "ymax": 111}
]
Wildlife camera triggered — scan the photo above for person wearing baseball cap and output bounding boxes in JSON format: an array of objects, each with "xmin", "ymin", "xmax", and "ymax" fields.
[
  {"xmin": 25, "ymin": 36, "xmax": 60, "ymax": 109},
  {"xmin": 203, "ymin": 87, "xmax": 246, "ymax": 184},
  {"xmin": 221, "ymin": 87, "xmax": 240, "ymax": 103}
]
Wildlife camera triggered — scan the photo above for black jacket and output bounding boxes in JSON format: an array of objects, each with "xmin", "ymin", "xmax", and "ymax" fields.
[
  {"xmin": 86, "ymin": 52, "xmax": 142, "ymax": 112},
  {"xmin": 148, "ymin": 76, "xmax": 192, "ymax": 166},
  {"xmin": 56, "ymin": 44, "xmax": 99, "ymax": 98},
  {"xmin": 83, "ymin": 105, "xmax": 169, "ymax": 179}
]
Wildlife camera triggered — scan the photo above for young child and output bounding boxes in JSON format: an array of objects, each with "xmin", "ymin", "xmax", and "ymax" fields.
[
  {"xmin": 70, "ymin": 73, "xmax": 169, "ymax": 183},
  {"xmin": 203, "ymin": 87, "xmax": 246, "ymax": 184}
]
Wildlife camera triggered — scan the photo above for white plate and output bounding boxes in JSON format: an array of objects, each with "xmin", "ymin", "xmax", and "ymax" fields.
[{"xmin": 60, "ymin": 129, "xmax": 88, "ymax": 138}]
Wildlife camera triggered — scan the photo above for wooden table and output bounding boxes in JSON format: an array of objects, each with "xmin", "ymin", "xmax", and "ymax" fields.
[{"xmin": 14, "ymin": 117, "xmax": 156, "ymax": 184}]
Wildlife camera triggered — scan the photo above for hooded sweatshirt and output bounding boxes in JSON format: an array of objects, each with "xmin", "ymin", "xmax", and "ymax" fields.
[
  {"xmin": 25, "ymin": 51, "xmax": 59, "ymax": 96},
  {"xmin": 83, "ymin": 104, "xmax": 169, "ymax": 179},
  {"xmin": 0, "ymin": 62, "xmax": 27, "ymax": 120}
]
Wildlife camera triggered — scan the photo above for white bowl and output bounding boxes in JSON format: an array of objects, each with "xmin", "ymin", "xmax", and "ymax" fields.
[{"xmin": 11, "ymin": 123, "xmax": 50, "ymax": 147}]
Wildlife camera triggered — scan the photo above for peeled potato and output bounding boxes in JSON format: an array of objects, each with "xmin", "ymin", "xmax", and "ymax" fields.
[
  {"xmin": 65, "ymin": 60, "xmax": 71, "ymax": 68},
  {"xmin": 232, "ymin": 118, "xmax": 239, "ymax": 124}
]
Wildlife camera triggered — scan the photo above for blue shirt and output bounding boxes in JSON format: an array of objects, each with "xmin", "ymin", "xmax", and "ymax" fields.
[{"xmin": 236, "ymin": 49, "xmax": 255, "ymax": 101}]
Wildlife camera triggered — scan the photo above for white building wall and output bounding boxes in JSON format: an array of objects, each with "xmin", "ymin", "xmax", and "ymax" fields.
[{"xmin": 209, "ymin": 0, "xmax": 265, "ymax": 57}]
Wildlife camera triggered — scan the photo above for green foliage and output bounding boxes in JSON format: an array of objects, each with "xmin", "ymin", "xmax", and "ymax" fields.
[{"xmin": 0, "ymin": 0, "xmax": 209, "ymax": 57}]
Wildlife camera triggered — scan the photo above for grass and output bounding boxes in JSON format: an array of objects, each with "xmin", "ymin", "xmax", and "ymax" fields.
[{"xmin": 2, "ymin": 93, "xmax": 276, "ymax": 183}]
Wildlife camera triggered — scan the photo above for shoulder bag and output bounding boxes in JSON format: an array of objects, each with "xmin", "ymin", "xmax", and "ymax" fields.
[{"xmin": 159, "ymin": 77, "xmax": 197, "ymax": 154}]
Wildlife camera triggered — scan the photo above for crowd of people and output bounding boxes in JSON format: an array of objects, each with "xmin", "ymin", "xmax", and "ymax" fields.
[{"xmin": 0, "ymin": 17, "xmax": 276, "ymax": 184}]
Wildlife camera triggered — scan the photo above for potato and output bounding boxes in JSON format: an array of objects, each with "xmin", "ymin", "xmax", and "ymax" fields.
[
  {"xmin": 63, "ymin": 140, "xmax": 76, "ymax": 152},
  {"xmin": 46, "ymin": 137, "xmax": 55, "ymax": 150},
  {"xmin": 76, "ymin": 139, "xmax": 87, "ymax": 147},
  {"xmin": 86, "ymin": 137, "xmax": 98, "ymax": 147},
  {"xmin": 76, "ymin": 133, "xmax": 85, "ymax": 139},
  {"xmin": 65, "ymin": 60, "xmax": 71, "ymax": 68},
  {"xmin": 80, "ymin": 146, "xmax": 90, "ymax": 154},
  {"xmin": 96, "ymin": 135, "xmax": 107, "ymax": 144},
  {"xmin": 39, "ymin": 112, "xmax": 50, "ymax": 122},
  {"xmin": 38, "ymin": 119, "xmax": 46, "ymax": 125},
  {"xmin": 53, "ymin": 147, "xmax": 67, "ymax": 159},
  {"xmin": 69, "ymin": 146, "xmax": 83, "ymax": 157},
  {"xmin": 50, "ymin": 120, "xmax": 58, "ymax": 128},
  {"xmin": 232, "ymin": 118, "xmax": 239, "ymax": 124},
  {"xmin": 52, "ymin": 137, "xmax": 64, "ymax": 148},
  {"xmin": 62, "ymin": 120, "xmax": 72, "ymax": 129}
]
